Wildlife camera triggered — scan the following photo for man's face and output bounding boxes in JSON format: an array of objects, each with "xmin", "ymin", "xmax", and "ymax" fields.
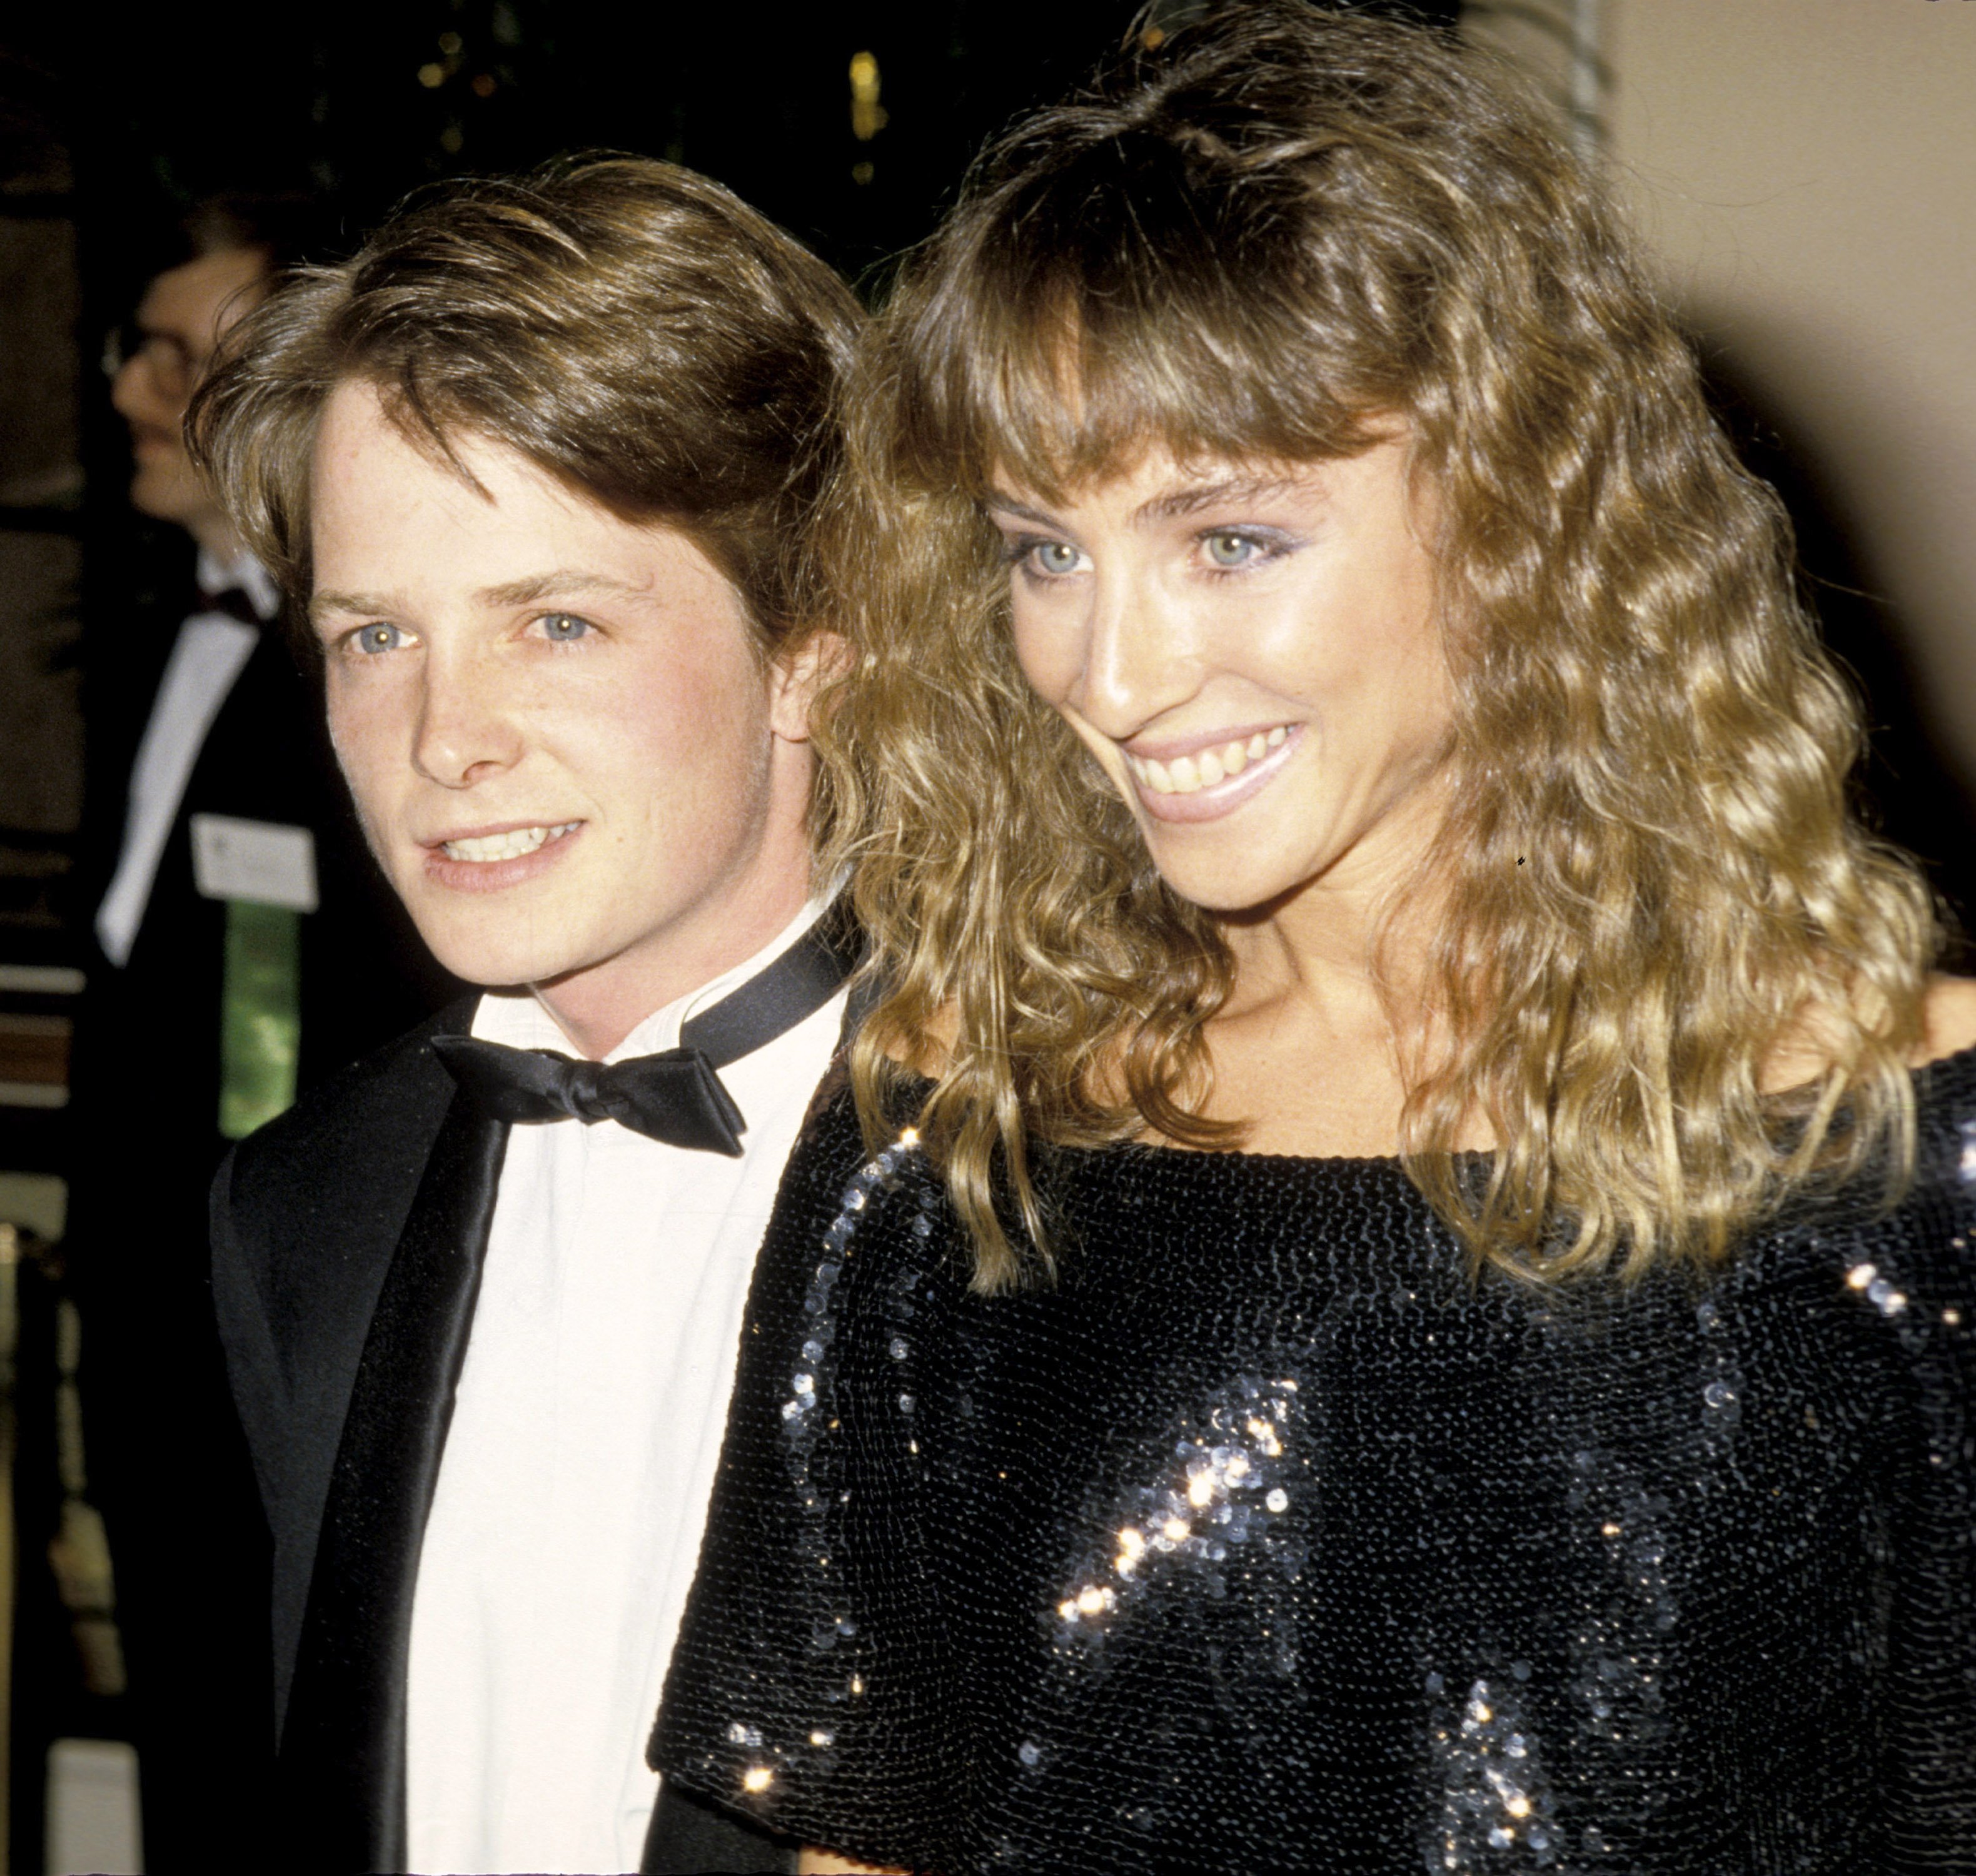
[
  {"xmin": 111, "ymin": 246, "xmax": 268, "ymax": 536},
  {"xmin": 308, "ymin": 381, "xmax": 820, "ymax": 1054}
]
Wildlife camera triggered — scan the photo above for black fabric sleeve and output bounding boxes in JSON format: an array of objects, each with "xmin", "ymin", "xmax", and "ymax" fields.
[
  {"xmin": 210, "ymin": 1145, "xmax": 288, "ymax": 1527},
  {"xmin": 642, "ymin": 1779, "xmax": 799, "ymax": 1875},
  {"xmin": 1874, "ymin": 1109, "xmax": 1976, "ymax": 1870},
  {"xmin": 650, "ymin": 1089, "xmax": 954, "ymax": 1870}
]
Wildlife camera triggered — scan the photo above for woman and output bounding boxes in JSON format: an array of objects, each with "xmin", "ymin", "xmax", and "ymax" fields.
[{"xmin": 652, "ymin": 7, "xmax": 1976, "ymax": 1871}]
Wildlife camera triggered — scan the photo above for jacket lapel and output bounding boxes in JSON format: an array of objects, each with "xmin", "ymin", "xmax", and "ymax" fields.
[{"xmin": 275, "ymin": 1086, "xmax": 508, "ymax": 1872}]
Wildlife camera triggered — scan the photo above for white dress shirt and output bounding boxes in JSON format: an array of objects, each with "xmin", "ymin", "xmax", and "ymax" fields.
[
  {"xmin": 95, "ymin": 547, "xmax": 281, "ymax": 966},
  {"xmin": 405, "ymin": 901, "xmax": 847, "ymax": 1874}
]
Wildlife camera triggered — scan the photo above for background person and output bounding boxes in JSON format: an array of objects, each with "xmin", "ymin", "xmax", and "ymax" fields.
[
  {"xmin": 190, "ymin": 157, "xmax": 864, "ymax": 1875},
  {"xmin": 653, "ymin": 8, "xmax": 1976, "ymax": 1872},
  {"xmin": 69, "ymin": 196, "xmax": 454, "ymax": 1873}
]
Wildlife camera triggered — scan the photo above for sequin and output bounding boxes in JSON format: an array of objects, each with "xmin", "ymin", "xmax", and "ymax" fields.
[
  {"xmin": 655, "ymin": 1070, "xmax": 1976, "ymax": 1873},
  {"xmin": 1426, "ymin": 1675, "xmax": 1558, "ymax": 1869}
]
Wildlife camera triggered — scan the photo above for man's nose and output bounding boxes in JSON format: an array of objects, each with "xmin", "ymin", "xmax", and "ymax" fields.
[
  {"xmin": 1071, "ymin": 575, "xmax": 1202, "ymax": 738},
  {"xmin": 410, "ymin": 651, "xmax": 527, "ymax": 788},
  {"xmin": 110, "ymin": 355, "xmax": 157, "ymax": 424}
]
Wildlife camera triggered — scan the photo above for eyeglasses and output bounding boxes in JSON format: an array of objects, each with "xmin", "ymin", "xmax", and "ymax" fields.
[{"xmin": 101, "ymin": 321, "xmax": 202, "ymax": 405}]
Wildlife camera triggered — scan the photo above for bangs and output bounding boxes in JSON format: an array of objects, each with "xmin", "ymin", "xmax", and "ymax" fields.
[{"xmin": 889, "ymin": 124, "xmax": 1406, "ymax": 504}]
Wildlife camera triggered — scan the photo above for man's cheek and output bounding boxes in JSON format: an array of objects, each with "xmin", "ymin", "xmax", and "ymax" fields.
[{"xmin": 326, "ymin": 704, "xmax": 403, "ymax": 872}]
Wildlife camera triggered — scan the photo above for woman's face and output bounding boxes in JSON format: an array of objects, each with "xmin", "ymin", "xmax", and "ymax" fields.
[{"xmin": 989, "ymin": 434, "xmax": 1454, "ymax": 917}]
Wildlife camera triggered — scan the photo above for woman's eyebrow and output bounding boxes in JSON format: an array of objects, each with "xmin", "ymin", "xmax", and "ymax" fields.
[
  {"xmin": 984, "ymin": 492, "xmax": 1060, "ymax": 528},
  {"xmin": 1134, "ymin": 475, "xmax": 1303, "ymax": 524}
]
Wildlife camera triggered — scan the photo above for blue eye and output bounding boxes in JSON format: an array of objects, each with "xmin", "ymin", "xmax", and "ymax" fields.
[
  {"xmin": 355, "ymin": 622, "xmax": 404, "ymax": 655},
  {"xmin": 1205, "ymin": 532, "xmax": 1258, "ymax": 568},
  {"xmin": 1029, "ymin": 541, "xmax": 1081, "ymax": 576},
  {"xmin": 539, "ymin": 612, "xmax": 590, "ymax": 642}
]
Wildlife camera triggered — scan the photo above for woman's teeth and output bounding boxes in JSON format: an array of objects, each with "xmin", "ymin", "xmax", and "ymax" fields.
[
  {"xmin": 441, "ymin": 821, "xmax": 579, "ymax": 862},
  {"xmin": 1126, "ymin": 727, "xmax": 1288, "ymax": 796}
]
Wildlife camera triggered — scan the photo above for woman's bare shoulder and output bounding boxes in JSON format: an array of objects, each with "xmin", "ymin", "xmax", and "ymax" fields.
[
  {"xmin": 1917, "ymin": 974, "xmax": 1976, "ymax": 1067},
  {"xmin": 1758, "ymin": 974, "xmax": 1976, "ymax": 1092},
  {"xmin": 872, "ymin": 996, "xmax": 959, "ymax": 1077}
]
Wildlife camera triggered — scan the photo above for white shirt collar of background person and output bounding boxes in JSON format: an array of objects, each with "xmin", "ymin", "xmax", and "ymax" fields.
[
  {"xmin": 194, "ymin": 542, "xmax": 281, "ymax": 620},
  {"xmin": 405, "ymin": 892, "xmax": 847, "ymax": 1875},
  {"xmin": 94, "ymin": 548, "xmax": 281, "ymax": 966}
]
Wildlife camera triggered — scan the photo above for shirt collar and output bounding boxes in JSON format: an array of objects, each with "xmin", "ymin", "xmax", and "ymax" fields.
[
  {"xmin": 468, "ymin": 894, "xmax": 835, "ymax": 1062},
  {"xmin": 194, "ymin": 546, "xmax": 281, "ymax": 622}
]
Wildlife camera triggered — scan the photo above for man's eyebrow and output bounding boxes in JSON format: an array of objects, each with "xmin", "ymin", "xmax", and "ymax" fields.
[
  {"xmin": 309, "ymin": 589, "xmax": 390, "ymax": 625},
  {"xmin": 474, "ymin": 568, "xmax": 655, "ymax": 609},
  {"xmin": 308, "ymin": 570, "xmax": 656, "ymax": 625}
]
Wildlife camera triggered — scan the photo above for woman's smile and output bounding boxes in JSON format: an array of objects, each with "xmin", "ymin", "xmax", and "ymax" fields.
[{"xmin": 1121, "ymin": 723, "xmax": 1301, "ymax": 822}]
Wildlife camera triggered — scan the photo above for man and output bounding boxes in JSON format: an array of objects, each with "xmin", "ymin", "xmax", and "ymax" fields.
[
  {"xmin": 70, "ymin": 198, "xmax": 453, "ymax": 1873},
  {"xmin": 188, "ymin": 158, "xmax": 864, "ymax": 1874}
]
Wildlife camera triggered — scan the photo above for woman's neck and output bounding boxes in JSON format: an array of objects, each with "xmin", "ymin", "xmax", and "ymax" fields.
[{"xmin": 1199, "ymin": 806, "xmax": 1458, "ymax": 1159}]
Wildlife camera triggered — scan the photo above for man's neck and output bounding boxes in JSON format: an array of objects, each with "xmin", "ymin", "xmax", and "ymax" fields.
[{"xmin": 530, "ymin": 869, "xmax": 819, "ymax": 1061}]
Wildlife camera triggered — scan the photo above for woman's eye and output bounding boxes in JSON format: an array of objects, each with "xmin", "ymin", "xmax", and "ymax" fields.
[
  {"xmin": 355, "ymin": 622, "xmax": 403, "ymax": 655},
  {"xmin": 537, "ymin": 612, "xmax": 591, "ymax": 642},
  {"xmin": 1205, "ymin": 532, "xmax": 1259, "ymax": 569},
  {"xmin": 1029, "ymin": 541, "xmax": 1082, "ymax": 576}
]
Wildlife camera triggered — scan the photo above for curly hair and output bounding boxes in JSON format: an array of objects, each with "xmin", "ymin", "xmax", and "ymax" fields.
[{"xmin": 815, "ymin": 0, "xmax": 1942, "ymax": 1293}]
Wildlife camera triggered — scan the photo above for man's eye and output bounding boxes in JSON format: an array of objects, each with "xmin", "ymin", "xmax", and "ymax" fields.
[
  {"xmin": 538, "ymin": 612, "xmax": 590, "ymax": 642},
  {"xmin": 355, "ymin": 623, "xmax": 404, "ymax": 655},
  {"xmin": 1205, "ymin": 532, "xmax": 1259, "ymax": 569}
]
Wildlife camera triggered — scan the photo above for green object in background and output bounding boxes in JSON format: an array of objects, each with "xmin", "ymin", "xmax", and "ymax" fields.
[{"xmin": 219, "ymin": 899, "xmax": 301, "ymax": 1139}]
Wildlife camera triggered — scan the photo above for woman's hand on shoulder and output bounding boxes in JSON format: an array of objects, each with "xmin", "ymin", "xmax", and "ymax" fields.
[{"xmin": 1917, "ymin": 974, "xmax": 1976, "ymax": 1067}]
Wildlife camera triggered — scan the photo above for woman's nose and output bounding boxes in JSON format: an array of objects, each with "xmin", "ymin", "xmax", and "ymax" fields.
[{"xmin": 1071, "ymin": 578, "xmax": 1202, "ymax": 738}]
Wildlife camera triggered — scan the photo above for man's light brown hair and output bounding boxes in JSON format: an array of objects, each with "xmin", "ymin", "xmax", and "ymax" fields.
[{"xmin": 187, "ymin": 154, "xmax": 863, "ymax": 662}]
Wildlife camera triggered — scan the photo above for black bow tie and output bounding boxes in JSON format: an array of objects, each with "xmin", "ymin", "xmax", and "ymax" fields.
[
  {"xmin": 195, "ymin": 583, "xmax": 267, "ymax": 628},
  {"xmin": 431, "ymin": 910, "xmax": 860, "ymax": 1157}
]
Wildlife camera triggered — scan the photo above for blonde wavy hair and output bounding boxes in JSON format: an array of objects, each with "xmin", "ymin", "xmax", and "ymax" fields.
[{"xmin": 815, "ymin": 1, "xmax": 1942, "ymax": 1291}]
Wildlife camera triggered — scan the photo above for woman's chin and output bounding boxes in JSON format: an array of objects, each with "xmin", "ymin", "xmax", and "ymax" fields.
[{"xmin": 1142, "ymin": 850, "xmax": 1316, "ymax": 920}]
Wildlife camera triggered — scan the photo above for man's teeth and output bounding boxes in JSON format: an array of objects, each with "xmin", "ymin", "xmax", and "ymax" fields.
[
  {"xmin": 1127, "ymin": 727, "xmax": 1288, "ymax": 796},
  {"xmin": 441, "ymin": 822, "xmax": 578, "ymax": 862}
]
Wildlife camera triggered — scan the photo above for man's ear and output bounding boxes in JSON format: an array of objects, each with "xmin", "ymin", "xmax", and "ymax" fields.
[{"xmin": 767, "ymin": 628, "xmax": 853, "ymax": 743}]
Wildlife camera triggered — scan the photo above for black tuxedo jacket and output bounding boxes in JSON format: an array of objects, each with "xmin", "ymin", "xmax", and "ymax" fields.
[
  {"xmin": 68, "ymin": 573, "xmax": 457, "ymax": 1872},
  {"xmin": 212, "ymin": 1008, "xmax": 796, "ymax": 1875}
]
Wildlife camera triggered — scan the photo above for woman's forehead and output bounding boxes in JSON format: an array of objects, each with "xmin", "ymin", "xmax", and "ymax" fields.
[{"xmin": 954, "ymin": 330, "xmax": 1390, "ymax": 500}]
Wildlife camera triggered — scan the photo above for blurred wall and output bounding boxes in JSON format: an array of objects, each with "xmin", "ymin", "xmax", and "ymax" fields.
[{"xmin": 1606, "ymin": 0, "xmax": 1976, "ymax": 792}]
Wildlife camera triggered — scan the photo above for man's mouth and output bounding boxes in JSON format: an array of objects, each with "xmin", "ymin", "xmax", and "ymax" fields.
[
  {"xmin": 438, "ymin": 821, "xmax": 581, "ymax": 863},
  {"xmin": 1124, "ymin": 726, "xmax": 1289, "ymax": 796}
]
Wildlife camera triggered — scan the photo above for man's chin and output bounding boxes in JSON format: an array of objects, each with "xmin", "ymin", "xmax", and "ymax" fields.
[
  {"xmin": 396, "ymin": 889, "xmax": 587, "ymax": 992},
  {"xmin": 129, "ymin": 465, "xmax": 208, "ymax": 528},
  {"xmin": 415, "ymin": 929, "xmax": 596, "ymax": 995}
]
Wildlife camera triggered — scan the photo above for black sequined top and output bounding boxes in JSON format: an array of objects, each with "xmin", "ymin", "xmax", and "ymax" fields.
[{"xmin": 653, "ymin": 1052, "xmax": 1976, "ymax": 1875}]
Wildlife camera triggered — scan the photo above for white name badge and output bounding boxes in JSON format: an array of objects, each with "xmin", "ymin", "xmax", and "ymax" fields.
[{"xmin": 191, "ymin": 814, "xmax": 320, "ymax": 913}]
